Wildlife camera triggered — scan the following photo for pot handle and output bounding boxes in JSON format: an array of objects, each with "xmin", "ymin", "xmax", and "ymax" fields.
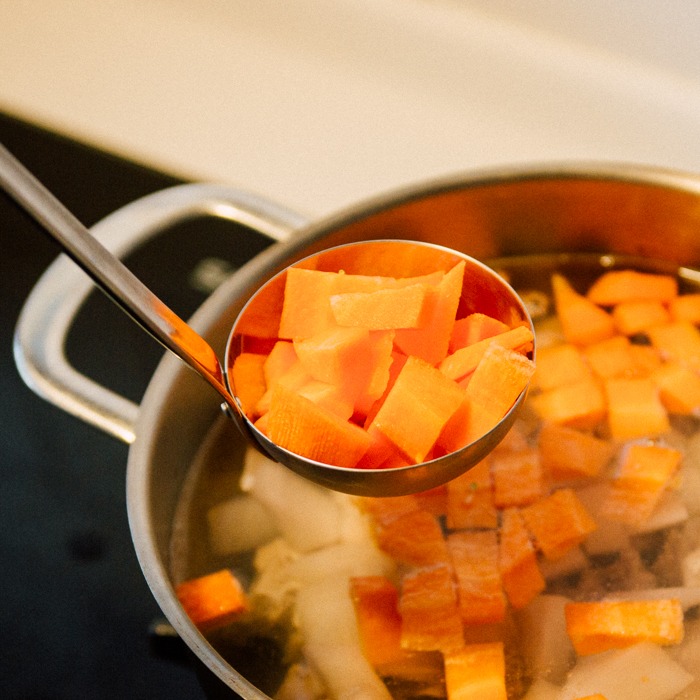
[{"xmin": 13, "ymin": 182, "xmax": 308, "ymax": 444}]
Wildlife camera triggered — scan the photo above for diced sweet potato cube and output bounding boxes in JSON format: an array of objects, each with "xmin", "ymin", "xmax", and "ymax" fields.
[
  {"xmin": 601, "ymin": 443, "xmax": 682, "ymax": 526},
  {"xmin": 447, "ymin": 530, "xmax": 506, "ymax": 625},
  {"xmin": 564, "ymin": 599, "xmax": 684, "ymax": 656},
  {"xmin": 446, "ymin": 461, "xmax": 498, "ymax": 530},
  {"xmin": 371, "ymin": 356, "xmax": 465, "ymax": 463},
  {"xmin": 552, "ymin": 273, "xmax": 616, "ymax": 346},
  {"xmin": 529, "ymin": 377, "xmax": 607, "ymax": 430},
  {"xmin": 537, "ymin": 422, "xmax": 616, "ymax": 481},
  {"xmin": 491, "ymin": 447, "xmax": 546, "ymax": 509},
  {"xmin": 652, "ymin": 361, "xmax": 700, "ymax": 415},
  {"xmin": 374, "ymin": 508, "xmax": 450, "ymax": 567},
  {"xmin": 586, "ymin": 269, "xmax": 678, "ymax": 306},
  {"xmin": 520, "ymin": 488, "xmax": 597, "ymax": 560},
  {"xmin": 612, "ymin": 300, "xmax": 671, "ymax": 336},
  {"xmin": 356, "ymin": 494, "xmax": 422, "ymax": 527},
  {"xmin": 231, "ymin": 353, "xmax": 267, "ymax": 419},
  {"xmin": 603, "ymin": 377, "xmax": 670, "ymax": 440},
  {"xmin": 669, "ymin": 292, "xmax": 700, "ymax": 324},
  {"xmin": 583, "ymin": 335, "xmax": 637, "ymax": 380},
  {"xmin": 449, "ymin": 312, "xmax": 510, "ymax": 353},
  {"xmin": 349, "ymin": 576, "xmax": 442, "ymax": 680},
  {"xmin": 265, "ymin": 384, "xmax": 371, "ymax": 468},
  {"xmin": 498, "ymin": 508, "xmax": 545, "ymax": 610},
  {"xmin": 262, "ymin": 341, "xmax": 298, "ymax": 387},
  {"xmin": 399, "ymin": 564, "xmax": 464, "ymax": 653},
  {"xmin": 443, "ymin": 642, "xmax": 507, "ymax": 700},
  {"xmin": 175, "ymin": 569, "xmax": 248, "ymax": 631},
  {"xmin": 532, "ymin": 343, "xmax": 591, "ymax": 391},
  {"xmin": 647, "ymin": 321, "xmax": 700, "ymax": 372}
]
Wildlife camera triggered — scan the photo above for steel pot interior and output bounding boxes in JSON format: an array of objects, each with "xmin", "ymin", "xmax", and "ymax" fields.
[{"xmin": 126, "ymin": 164, "xmax": 700, "ymax": 698}]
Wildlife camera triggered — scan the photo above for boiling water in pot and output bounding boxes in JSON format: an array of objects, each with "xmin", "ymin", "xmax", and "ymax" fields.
[{"xmin": 170, "ymin": 253, "xmax": 700, "ymax": 700}]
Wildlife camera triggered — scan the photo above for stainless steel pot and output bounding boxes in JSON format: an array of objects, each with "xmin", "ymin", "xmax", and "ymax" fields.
[{"xmin": 15, "ymin": 164, "xmax": 700, "ymax": 698}]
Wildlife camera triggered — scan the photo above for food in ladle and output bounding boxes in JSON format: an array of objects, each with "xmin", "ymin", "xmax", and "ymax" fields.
[
  {"xmin": 176, "ymin": 263, "xmax": 700, "ymax": 700},
  {"xmin": 231, "ymin": 261, "xmax": 535, "ymax": 469}
]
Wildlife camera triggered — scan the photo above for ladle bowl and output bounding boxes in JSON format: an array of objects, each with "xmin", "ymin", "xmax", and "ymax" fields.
[{"xmin": 0, "ymin": 143, "xmax": 533, "ymax": 496}]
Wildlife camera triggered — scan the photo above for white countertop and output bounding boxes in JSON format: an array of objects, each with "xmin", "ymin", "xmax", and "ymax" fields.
[{"xmin": 3, "ymin": 0, "xmax": 700, "ymax": 219}]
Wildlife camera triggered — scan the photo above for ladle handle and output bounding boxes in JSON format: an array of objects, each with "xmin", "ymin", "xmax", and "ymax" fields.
[{"xmin": 6, "ymin": 143, "xmax": 307, "ymax": 442}]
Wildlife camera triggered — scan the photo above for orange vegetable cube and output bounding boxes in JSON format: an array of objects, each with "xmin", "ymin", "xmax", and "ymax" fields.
[
  {"xmin": 537, "ymin": 422, "xmax": 616, "ymax": 481},
  {"xmin": 443, "ymin": 642, "xmax": 507, "ymax": 700},
  {"xmin": 399, "ymin": 563, "xmax": 464, "ymax": 653},
  {"xmin": 520, "ymin": 488, "xmax": 597, "ymax": 560},
  {"xmin": 669, "ymin": 292, "xmax": 700, "ymax": 324},
  {"xmin": 531, "ymin": 343, "xmax": 591, "ymax": 391},
  {"xmin": 371, "ymin": 356, "xmax": 465, "ymax": 463},
  {"xmin": 612, "ymin": 300, "xmax": 671, "ymax": 336},
  {"xmin": 447, "ymin": 530, "xmax": 506, "ymax": 625},
  {"xmin": 394, "ymin": 260, "xmax": 465, "ymax": 365},
  {"xmin": 647, "ymin": 321, "xmax": 700, "ymax": 372},
  {"xmin": 296, "ymin": 379, "xmax": 355, "ymax": 420},
  {"xmin": 278, "ymin": 268, "xmax": 338, "ymax": 339},
  {"xmin": 449, "ymin": 312, "xmax": 510, "ymax": 353},
  {"xmin": 586, "ymin": 269, "xmax": 678, "ymax": 306},
  {"xmin": 498, "ymin": 508, "xmax": 545, "ymax": 610},
  {"xmin": 374, "ymin": 508, "xmax": 450, "ymax": 567},
  {"xmin": 175, "ymin": 569, "xmax": 248, "ymax": 631},
  {"xmin": 230, "ymin": 353, "xmax": 267, "ymax": 419},
  {"xmin": 439, "ymin": 325, "xmax": 534, "ymax": 382},
  {"xmin": 491, "ymin": 447, "xmax": 546, "ymax": 508},
  {"xmin": 357, "ymin": 494, "xmax": 422, "ymax": 528},
  {"xmin": 603, "ymin": 376, "xmax": 670, "ymax": 440},
  {"xmin": 254, "ymin": 360, "xmax": 312, "ymax": 415},
  {"xmin": 529, "ymin": 377, "xmax": 607, "ymax": 430},
  {"xmin": 652, "ymin": 361, "xmax": 700, "ymax": 415},
  {"xmin": 330, "ymin": 282, "xmax": 431, "ymax": 330},
  {"xmin": 564, "ymin": 599, "xmax": 684, "ymax": 656},
  {"xmin": 601, "ymin": 443, "xmax": 682, "ymax": 526},
  {"xmin": 446, "ymin": 461, "xmax": 498, "ymax": 530},
  {"xmin": 349, "ymin": 576, "xmax": 442, "ymax": 679},
  {"xmin": 265, "ymin": 384, "xmax": 371, "ymax": 468},
  {"xmin": 552, "ymin": 273, "xmax": 616, "ymax": 346},
  {"xmin": 583, "ymin": 335, "xmax": 637, "ymax": 380}
]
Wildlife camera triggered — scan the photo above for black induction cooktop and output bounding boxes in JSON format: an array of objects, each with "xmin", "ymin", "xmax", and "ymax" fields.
[{"xmin": 0, "ymin": 113, "xmax": 273, "ymax": 699}]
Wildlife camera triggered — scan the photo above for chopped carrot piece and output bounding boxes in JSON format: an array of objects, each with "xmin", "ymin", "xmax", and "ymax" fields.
[
  {"xmin": 354, "ymin": 424, "xmax": 399, "ymax": 470},
  {"xmin": 586, "ymin": 269, "xmax": 678, "ymax": 306},
  {"xmin": 439, "ymin": 325, "xmax": 534, "ymax": 382},
  {"xmin": 254, "ymin": 360, "xmax": 312, "ymax": 415},
  {"xmin": 175, "ymin": 569, "xmax": 248, "ymax": 631},
  {"xmin": 278, "ymin": 268, "xmax": 338, "ymax": 339},
  {"xmin": 437, "ymin": 394, "xmax": 504, "ymax": 455},
  {"xmin": 603, "ymin": 376, "xmax": 670, "ymax": 439},
  {"xmin": 601, "ymin": 443, "xmax": 682, "ymax": 526},
  {"xmin": 583, "ymin": 335, "xmax": 637, "ymax": 380},
  {"xmin": 449, "ymin": 312, "xmax": 510, "ymax": 353},
  {"xmin": 349, "ymin": 576, "xmax": 442, "ymax": 679},
  {"xmin": 447, "ymin": 530, "xmax": 506, "ymax": 625},
  {"xmin": 520, "ymin": 488, "xmax": 597, "ymax": 560},
  {"xmin": 230, "ymin": 353, "xmax": 267, "ymax": 420},
  {"xmin": 612, "ymin": 300, "xmax": 671, "ymax": 336},
  {"xmin": 551, "ymin": 273, "xmax": 616, "ymax": 346},
  {"xmin": 628, "ymin": 343, "xmax": 663, "ymax": 376},
  {"xmin": 373, "ymin": 508, "xmax": 450, "ymax": 567},
  {"xmin": 399, "ymin": 563, "xmax": 464, "ymax": 653},
  {"xmin": 537, "ymin": 422, "xmax": 616, "ymax": 481},
  {"xmin": 446, "ymin": 461, "xmax": 498, "ymax": 530},
  {"xmin": 669, "ymin": 292, "xmax": 700, "ymax": 324},
  {"xmin": 564, "ymin": 599, "xmax": 684, "ymax": 656},
  {"xmin": 265, "ymin": 384, "xmax": 371, "ymax": 468},
  {"xmin": 531, "ymin": 343, "xmax": 591, "ymax": 391},
  {"xmin": 529, "ymin": 377, "xmax": 607, "ymax": 430},
  {"xmin": 464, "ymin": 344, "xmax": 536, "ymax": 422},
  {"xmin": 262, "ymin": 340, "xmax": 297, "ymax": 387},
  {"xmin": 370, "ymin": 356, "xmax": 465, "ymax": 463},
  {"xmin": 394, "ymin": 261, "xmax": 465, "ymax": 365},
  {"xmin": 498, "ymin": 508, "xmax": 545, "ymax": 609},
  {"xmin": 356, "ymin": 494, "xmax": 422, "ymax": 528},
  {"xmin": 652, "ymin": 361, "xmax": 700, "ymax": 415},
  {"xmin": 330, "ymin": 283, "xmax": 431, "ymax": 329},
  {"xmin": 296, "ymin": 379, "xmax": 355, "ymax": 420},
  {"xmin": 647, "ymin": 321, "xmax": 700, "ymax": 372},
  {"xmin": 443, "ymin": 642, "xmax": 507, "ymax": 700},
  {"xmin": 491, "ymin": 447, "xmax": 546, "ymax": 509}
]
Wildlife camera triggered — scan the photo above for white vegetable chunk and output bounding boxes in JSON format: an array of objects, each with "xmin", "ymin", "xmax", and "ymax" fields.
[
  {"xmin": 240, "ymin": 449, "xmax": 342, "ymax": 552},
  {"xmin": 602, "ymin": 585, "xmax": 700, "ymax": 611},
  {"xmin": 682, "ymin": 547, "xmax": 700, "ymax": 587},
  {"xmin": 516, "ymin": 594, "xmax": 574, "ymax": 684},
  {"xmin": 559, "ymin": 642, "xmax": 694, "ymax": 700},
  {"xmin": 206, "ymin": 494, "xmax": 279, "ymax": 556},
  {"xmin": 295, "ymin": 577, "xmax": 391, "ymax": 700}
]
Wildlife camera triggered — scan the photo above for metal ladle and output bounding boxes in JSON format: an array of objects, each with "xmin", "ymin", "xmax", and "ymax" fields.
[{"xmin": 0, "ymin": 142, "xmax": 534, "ymax": 497}]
